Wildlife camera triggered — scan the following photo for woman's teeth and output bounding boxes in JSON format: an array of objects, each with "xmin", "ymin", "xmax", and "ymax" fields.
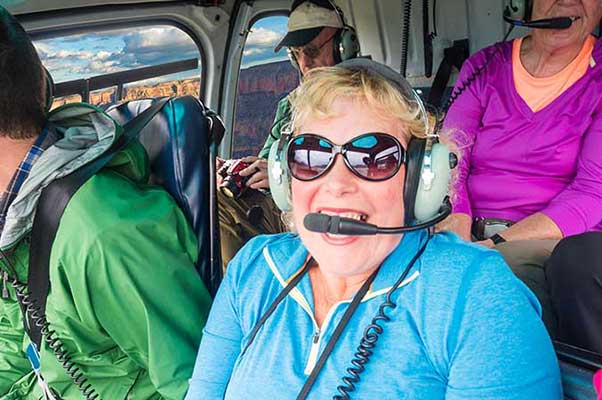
[{"xmin": 319, "ymin": 211, "xmax": 367, "ymax": 222}]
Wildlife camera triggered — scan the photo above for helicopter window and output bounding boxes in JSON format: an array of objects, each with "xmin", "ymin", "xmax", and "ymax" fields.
[
  {"xmin": 33, "ymin": 25, "xmax": 202, "ymax": 110},
  {"xmin": 231, "ymin": 15, "xmax": 299, "ymax": 158}
]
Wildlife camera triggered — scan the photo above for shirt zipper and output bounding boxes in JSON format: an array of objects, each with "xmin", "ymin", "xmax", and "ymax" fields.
[
  {"xmin": 305, "ymin": 328, "xmax": 321, "ymax": 375},
  {"xmin": 300, "ymin": 271, "xmax": 421, "ymax": 374},
  {"xmin": 303, "ymin": 300, "xmax": 348, "ymax": 375},
  {"xmin": 263, "ymin": 247, "xmax": 421, "ymax": 376}
]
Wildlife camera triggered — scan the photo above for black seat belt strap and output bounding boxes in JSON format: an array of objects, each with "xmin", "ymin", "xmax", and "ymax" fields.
[
  {"xmin": 428, "ymin": 39, "xmax": 469, "ymax": 109},
  {"xmin": 26, "ymin": 97, "xmax": 171, "ymax": 349},
  {"xmin": 241, "ymin": 258, "xmax": 313, "ymax": 357}
]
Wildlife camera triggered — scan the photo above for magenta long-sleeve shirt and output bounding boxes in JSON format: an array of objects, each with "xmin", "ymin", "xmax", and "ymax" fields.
[{"xmin": 443, "ymin": 38, "xmax": 602, "ymax": 236}]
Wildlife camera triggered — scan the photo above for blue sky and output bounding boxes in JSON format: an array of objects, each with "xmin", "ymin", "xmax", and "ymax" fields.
[
  {"xmin": 34, "ymin": 16, "xmax": 289, "ymax": 84},
  {"xmin": 241, "ymin": 16, "xmax": 289, "ymax": 68}
]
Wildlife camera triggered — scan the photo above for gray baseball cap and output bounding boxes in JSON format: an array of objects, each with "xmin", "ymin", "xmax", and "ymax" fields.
[{"xmin": 274, "ymin": 1, "xmax": 343, "ymax": 52}]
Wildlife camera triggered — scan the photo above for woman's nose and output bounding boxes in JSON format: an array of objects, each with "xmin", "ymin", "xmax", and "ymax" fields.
[{"xmin": 323, "ymin": 155, "xmax": 358, "ymax": 197}]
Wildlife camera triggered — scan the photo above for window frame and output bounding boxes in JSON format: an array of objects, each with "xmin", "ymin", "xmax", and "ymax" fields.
[
  {"xmin": 218, "ymin": 0, "xmax": 292, "ymax": 159},
  {"xmin": 21, "ymin": 8, "xmax": 208, "ymax": 105},
  {"xmin": 228, "ymin": 11, "xmax": 293, "ymax": 159}
]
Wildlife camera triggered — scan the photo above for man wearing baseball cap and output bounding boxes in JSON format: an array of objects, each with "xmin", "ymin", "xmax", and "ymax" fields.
[
  {"xmin": 218, "ymin": 0, "xmax": 360, "ymax": 269},
  {"xmin": 258, "ymin": 0, "xmax": 360, "ymax": 156}
]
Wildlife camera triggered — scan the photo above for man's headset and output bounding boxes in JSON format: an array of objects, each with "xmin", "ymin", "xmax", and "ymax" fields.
[
  {"xmin": 287, "ymin": 0, "xmax": 360, "ymax": 70},
  {"xmin": 268, "ymin": 58, "xmax": 457, "ymax": 235},
  {"xmin": 507, "ymin": 0, "xmax": 533, "ymax": 21}
]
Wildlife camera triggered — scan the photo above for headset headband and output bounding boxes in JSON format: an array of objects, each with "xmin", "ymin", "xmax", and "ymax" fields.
[
  {"xmin": 336, "ymin": 58, "xmax": 430, "ymax": 137},
  {"xmin": 326, "ymin": 0, "xmax": 346, "ymax": 29}
]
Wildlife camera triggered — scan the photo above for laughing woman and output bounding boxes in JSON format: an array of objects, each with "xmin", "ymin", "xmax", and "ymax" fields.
[{"xmin": 185, "ymin": 59, "xmax": 561, "ymax": 400}]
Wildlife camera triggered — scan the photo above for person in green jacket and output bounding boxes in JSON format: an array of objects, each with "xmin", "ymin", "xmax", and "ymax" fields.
[
  {"xmin": 218, "ymin": 0, "xmax": 360, "ymax": 268},
  {"xmin": 0, "ymin": 7, "xmax": 211, "ymax": 399}
]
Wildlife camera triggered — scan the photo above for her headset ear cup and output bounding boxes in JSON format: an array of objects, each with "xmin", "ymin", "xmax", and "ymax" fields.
[
  {"xmin": 404, "ymin": 139, "xmax": 453, "ymax": 224},
  {"xmin": 413, "ymin": 142, "xmax": 452, "ymax": 222},
  {"xmin": 268, "ymin": 139, "xmax": 293, "ymax": 212},
  {"xmin": 403, "ymin": 138, "xmax": 426, "ymax": 224}
]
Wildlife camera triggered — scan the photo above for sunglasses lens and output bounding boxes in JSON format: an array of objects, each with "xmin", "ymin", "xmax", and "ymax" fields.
[
  {"xmin": 287, "ymin": 133, "xmax": 403, "ymax": 181},
  {"xmin": 345, "ymin": 134, "xmax": 402, "ymax": 180},
  {"xmin": 288, "ymin": 135, "xmax": 334, "ymax": 180}
]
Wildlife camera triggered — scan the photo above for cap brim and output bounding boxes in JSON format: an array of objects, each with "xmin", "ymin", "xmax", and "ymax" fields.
[{"xmin": 274, "ymin": 27, "xmax": 323, "ymax": 52}]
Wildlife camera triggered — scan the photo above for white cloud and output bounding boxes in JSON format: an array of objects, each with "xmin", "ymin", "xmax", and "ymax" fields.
[
  {"xmin": 123, "ymin": 27, "xmax": 195, "ymax": 52},
  {"xmin": 122, "ymin": 27, "xmax": 199, "ymax": 65},
  {"xmin": 96, "ymin": 51, "xmax": 112, "ymax": 60},
  {"xmin": 35, "ymin": 26, "xmax": 200, "ymax": 82},
  {"xmin": 56, "ymin": 49, "xmax": 94, "ymax": 59},
  {"xmin": 88, "ymin": 60, "xmax": 119, "ymax": 73},
  {"xmin": 243, "ymin": 48, "xmax": 267, "ymax": 57},
  {"xmin": 246, "ymin": 27, "xmax": 283, "ymax": 48}
]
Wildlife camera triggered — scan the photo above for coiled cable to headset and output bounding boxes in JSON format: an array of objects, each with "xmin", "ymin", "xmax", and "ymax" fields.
[
  {"xmin": 0, "ymin": 249, "xmax": 100, "ymax": 400},
  {"xmin": 400, "ymin": 0, "xmax": 412, "ymax": 77},
  {"xmin": 332, "ymin": 235, "xmax": 431, "ymax": 400},
  {"xmin": 435, "ymin": 25, "xmax": 515, "ymax": 133}
]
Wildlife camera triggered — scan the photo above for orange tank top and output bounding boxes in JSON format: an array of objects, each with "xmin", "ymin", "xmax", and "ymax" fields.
[{"xmin": 513, "ymin": 35, "xmax": 596, "ymax": 112}]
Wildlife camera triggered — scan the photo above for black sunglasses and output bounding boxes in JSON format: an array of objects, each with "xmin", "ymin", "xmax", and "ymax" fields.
[
  {"xmin": 287, "ymin": 31, "xmax": 338, "ymax": 60},
  {"xmin": 287, "ymin": 133, "xmax": 405, "ymax": 181}
]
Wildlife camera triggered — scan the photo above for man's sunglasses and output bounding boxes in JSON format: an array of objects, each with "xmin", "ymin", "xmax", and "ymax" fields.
[
  {"xmin": 288, "ymin": 31, "xmax": 338, "ymax": 60},
  {"xmin": 287, "ymin": 133, "xmax": 405, "ymax": 181}
]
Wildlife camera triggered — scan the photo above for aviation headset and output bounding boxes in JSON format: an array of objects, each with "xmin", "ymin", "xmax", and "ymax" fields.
[
  {"xmin": 287, "ymin": 0, "xmax": 361, "ymax": 70},
  {"xmin": 268, "ymin": 58, "xmax": 454, "ymax": 225},
  {"xmin": 506, "ymin": 0, "xmax": 533, "ymax": 21},
  {"xmin": 44, "ymin": 67, "xmax": 55, "ymax": 113}
]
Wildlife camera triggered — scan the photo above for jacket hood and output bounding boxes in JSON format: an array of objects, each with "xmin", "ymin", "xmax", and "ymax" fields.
[{"xmin": 0, "ymin": 103, "xmax": 127, "ymax": 250}]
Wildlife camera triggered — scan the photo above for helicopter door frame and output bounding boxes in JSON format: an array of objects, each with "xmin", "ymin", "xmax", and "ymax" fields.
[{"xmin": 218, "ymin": 0, "xmax": 292, "ymax": 159}]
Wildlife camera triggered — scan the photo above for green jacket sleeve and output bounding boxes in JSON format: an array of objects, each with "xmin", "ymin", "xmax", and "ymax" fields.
[
  {"xmin": 257, "ymin": 96, "xmax": 292, "ymax": 159},
  {"xmin": 0, "ymin": 290, "xmax": 31, "ymax": 396},
  {"xmin": 74, "ymin": 180, "xmax": 212, "ymax": 399}
]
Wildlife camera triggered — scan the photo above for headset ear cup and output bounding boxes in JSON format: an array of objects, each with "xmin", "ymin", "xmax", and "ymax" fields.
[
  {"xmin": 403, "ymin": 138, "xmax": 426, "ymax": 224},
  {"xmin": 287, "ymin": 49, "xmax": 300, "ymax": 71},
  {"xmin": 413, "ymin": 142, "xmax": 453, "ymax": 222},
  {"xmin": 44, "ymin": 67, "xmax": 54, "ymax": 113},
  {"xmin": 268, "ymin": 139, "xmax": 293, "ymax": 212},
  {"xmin": 337, "ymin": 27, "xmax": 360, "ymax": 62}
]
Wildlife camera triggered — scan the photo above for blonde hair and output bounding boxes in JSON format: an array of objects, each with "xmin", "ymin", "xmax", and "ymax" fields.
[{"xmin": 288, "ymin": 66, "xmax": 430, "ymax": 141}]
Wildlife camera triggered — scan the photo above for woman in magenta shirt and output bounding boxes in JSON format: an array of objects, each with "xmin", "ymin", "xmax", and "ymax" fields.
[{"xmin": 442, "ymin": 0, "xmax": 602, "ymax": 353}]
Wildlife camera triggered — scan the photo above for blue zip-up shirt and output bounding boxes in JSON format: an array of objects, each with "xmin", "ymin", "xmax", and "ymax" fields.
[{"xmin": 187, "ymin": 230, "xmax": 561, "ymax": 399}]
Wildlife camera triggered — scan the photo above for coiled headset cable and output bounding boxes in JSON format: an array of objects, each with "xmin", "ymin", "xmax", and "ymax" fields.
[
  {"xmin": 400, "ymin": 0, "xmax": 413, "ymax": 77},
  {"xmin": 0, "ymin": 248, "xmax": 100, "ymax": 400},
  {"xmin": 435, "ymin": 25, "xmax": 515, "ymax": 133},
  {"xmin": 332, "ymin": 234, "xmax": 431, "ymax": 400}
]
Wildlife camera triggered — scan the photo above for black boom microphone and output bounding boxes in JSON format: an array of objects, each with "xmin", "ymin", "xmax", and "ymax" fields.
[
  {"xmin": 303, "ymin": 200, "xmax": 452, "ymax": 236},
  {"xmin": 503, "ymin": 8, "xmax": 578, "ymax": 30}
]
